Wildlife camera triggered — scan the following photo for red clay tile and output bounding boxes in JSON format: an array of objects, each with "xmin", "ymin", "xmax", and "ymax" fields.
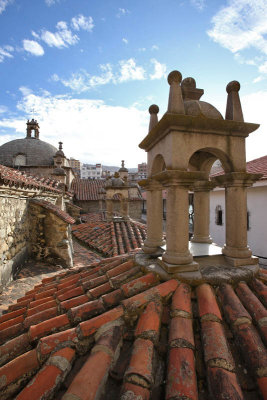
[
  {"xmin": 201, "ymin": 320, "xmax": 235, "ymax": 371},
  {"xmin": 125, "ymin": 337, "xmax": 154, "ymax": 387},
  {"xmin": 34, "ymin": 288, "xmax": 56, "ymax": 300},
  {"xmin": 169, "ymin": 316, "xmax": 195, "ymax": 350},
  {"xmin": 166, "ymin": 347, "xmax": 198, "ymax": 400},
  {"xmin": 0, "ymin": 349, "xmax": 39, "ymax": 391},
  {"xmin": 121, "ymin": 382, "xmax": 150, "ymax": 400},
  {"xmin": 16, "ymin": 347, "xmax": 75, "ymax": 400},
  {"xmin": 0, "ymin": 314, "xmax": 24, "ymax": 331},
  {"xmin": 37, "ymin": 328, "xmax": 78, "ymax": 357},
  {"xmin": 207, "ymin": 366, "xmax": 243, "ymax": 400},
  {"xmin": 57, "ymin": 286, "xmax": 84, "ymax": 302},
  {"xmin": 61, "ymin": 294, "xmax": 89, "ymax": 311},
  {"xmin": 106, "ymin": 260, "xmax": 135, "ymax": 278},
  {"xmin": 121, "ymin": 272, "xmax": 158, "ymax": 298},
  {"xmin": 135, "ymin": 301, "xmax": 162, "ymax": 343},
  {"xmin": 78, "ymin": 306, "xmax": 124, "ymax": 339},
  {"xmin": 0, "ymin": 333, "xmax": 31, "ymax": 367},
  {"xmin": 122, "ymin": 279, "xmax": 178, "ymax": 312},
  {"xmin": 24, "ymin": 307, "xmax": 58, "ymax": 329},
  {"xmin": 83, "ymin": 275, "xmax": 108, "ymax": 290},
  {"xmin": 68, "ymin": 299, "xmax": 105, "ymax": 324},
  {"xmin": 27, "ymin": 299, "xmax": 58, "ymax": 316},
  {"xmin": 0, "ymin": 308, "xmax": 26, "ymax": 324},
  {"xmin": 57, "ymin": 275, "xmax": 81, "ymax": 291},
  {"xmin": 29, "ymin": 314, "xmax": 70, "ymax": 341},
  {"xmin": 197, "ymin": 283, "xmax": 222, "ymax": 321},
  {"xmin": 171, "ymin": 283, "xmax": 191, "ymax": 315},
  {"xmin": 102, "ymin": 289, "xmax": 124, "ymax": 308},
  {"xmin": 42, "ymin": 276, "xmax": 56, "ymax": 284},
  {"xmin": 88, "ymin": 281, "xmax": 112, "ymax": 299},
  {"xmin": 110, "ymin": 266, "xmax": 141, "ymax": 288},
  {"xmin": 257, "ymin": 376, "xmax": 267, "ymax": 400},
  {"xmin": 101, "ymin": 258, "xmax": 125, "ymax": 273},
  {"xmin": 0, "ymin": 322, "xmax": 24, "ymax": 344},
  {"xmin": 8, "ymin": 299, "xmax": 30, "ymax": 311},
  {"xmin": 250, "ymin": 279, "xmax": 267, "ymax": 307},
  {"xmin": 62, "ymin": 350, "xmax": 112, "ymax": 400},
  {"xmin": 17, "ymin": 294, "xmax": 34, "ymax": 303},
  {"xmin": 29, "ymin": 296, "xmax": 55, "ymax": 309},
  {"xmin": 234, "ymin": 323, "xmax": 267, "ymax": 378},
  {"xmin": 218, "ymin": 284, "xmax": 252, "ymax": 326},
  {"xmin": 56, "ymin": 283, "xmax": 78, "ymax": 297}
]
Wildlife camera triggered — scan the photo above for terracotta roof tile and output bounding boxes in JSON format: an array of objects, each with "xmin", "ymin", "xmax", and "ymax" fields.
[
  {"xmin": 0, "ymin": 256, "xmax": 267, "ymax": 399},
  {"xmin": 72, "ymin": 216, "xmax": 147, "ymax": 257},
  {"xmin": 30, "ymin": 199, "xmax": 75, "ymax": 224}
]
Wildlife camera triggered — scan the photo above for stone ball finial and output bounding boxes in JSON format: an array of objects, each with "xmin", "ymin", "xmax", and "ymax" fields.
[
  {"xmin": 226, "ymin": 80, "xmax": 240, "ymax": 93},
  {"xmin": 149, "ymin": 104, "xmax": 159, "ymax": 114},
  {"xmin": 167, "ymin": 70, "xmax": 182, "ymax": 85},
  {"xmin": 181, "ymin": 77, "xmax": 196, "ymax": 89}
]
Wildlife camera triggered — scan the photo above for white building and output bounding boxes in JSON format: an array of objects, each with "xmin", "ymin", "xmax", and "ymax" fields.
[
  {"xmin": 210, "ymin": 155, "xmax": 267, "ymax": 265},
  {"xmin": 81, "ymin": 163, "xmax": 102, "ymax": 179}
]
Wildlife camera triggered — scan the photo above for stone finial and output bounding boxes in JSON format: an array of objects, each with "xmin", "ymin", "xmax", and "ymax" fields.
[
  {"xmin": 148, "ymin": 104, "xmax": 159, "ymax": 132},
  {"xmin": 59, "ymin": 141, "xmax": 63, "ymax": 151},
  {"xmin": 181, "ymin": 77, "xmax": 204, "ymax": 101},
  {"xmin": 225, "ymin": 80, "xmax": 244, "ymax": 122},
  {"xmin": 167, "ymin": 70, "xmax": 185, "ymax": 114},
  {"xmin": 121, "ymin": 160, "xmax": 125, "ymax": 168}
]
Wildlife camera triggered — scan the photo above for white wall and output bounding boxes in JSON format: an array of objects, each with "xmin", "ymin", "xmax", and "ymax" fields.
[{"xmin": 209, "ymin": 182, "xmax": 267, "ymax": 265}]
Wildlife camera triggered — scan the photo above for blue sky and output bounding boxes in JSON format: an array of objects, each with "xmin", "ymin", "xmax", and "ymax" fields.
[{"xmin": 0, "ymin": 0, "xmax": 267, "ymax": 166}]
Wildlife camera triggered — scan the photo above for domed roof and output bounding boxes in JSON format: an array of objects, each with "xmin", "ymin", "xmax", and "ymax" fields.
[
  {"xmin": 0, "ymin": 138, "xmax": 58, "ymax": 167},
  {"xmin": 184, "ymin": 100, "xmax": 223, "ymax": 120}
]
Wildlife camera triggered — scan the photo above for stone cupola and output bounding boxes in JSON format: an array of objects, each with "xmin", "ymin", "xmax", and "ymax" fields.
[
  {"xmin": 118, "ymin": 160, "xmax": 129, "ymax": 180},
  {"xmin": 139, "ymin": 69, "xmax": 261, "ymax": 276}
]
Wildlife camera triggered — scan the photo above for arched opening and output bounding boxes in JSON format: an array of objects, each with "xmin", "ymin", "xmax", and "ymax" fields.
[{"xmin": 151, "ymin": 154, "xmax": 166, "ymax": 176}]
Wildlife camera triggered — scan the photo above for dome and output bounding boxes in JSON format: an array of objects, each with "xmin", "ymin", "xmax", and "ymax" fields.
[
  {"xmin": 184, "ymin": 100, "xmax": 223, "ymax": 120},
  {"xmin": 0, "ymin": 138, "xmax": 58, "ymax": 167}
]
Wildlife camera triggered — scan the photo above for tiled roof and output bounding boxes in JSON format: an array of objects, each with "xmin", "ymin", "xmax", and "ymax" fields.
[
  {"xmin": 72, "ymin": 217, "xmax": 147, "ymax": 257},
  {"xmin": 71, "ymin": 178, "xmax": 143, "ymax": 201},
  {"xmin": 0, "ymin": 256, "xmax": 266, "ymax": 399},
  {"xmin": 210, "ymin": 155, "xmax": 267, "ymax": 180},
  {"xmin": 0, "ymin": 164, "xmax": 62, "ymax": 193},
  {"xmin": 30, "ymin": 199, "xmax": 76, "ymax": 225}
]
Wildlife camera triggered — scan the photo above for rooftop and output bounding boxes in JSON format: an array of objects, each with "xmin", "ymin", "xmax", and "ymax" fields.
[{"xmin": 0, "ymin": 247, "xmax": 266, "ymax": 400}]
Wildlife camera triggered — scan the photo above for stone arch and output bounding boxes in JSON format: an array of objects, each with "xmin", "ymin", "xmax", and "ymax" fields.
[
  {"xmin": 188, "ymin": 147, "xmax": 234, "ymax": 174},
  {"xmin": 151, "ymin": 154, "xmax": 166, "ymax": 176}
]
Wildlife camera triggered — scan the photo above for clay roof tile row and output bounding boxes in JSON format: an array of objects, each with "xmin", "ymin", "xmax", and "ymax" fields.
[
  {"xmin": 30, "ymin": 199, "xmax": 76, "ymax": 224},
  {"xmin": 0, "ymin": 252, "xmax": 267, "ymax": 400}
]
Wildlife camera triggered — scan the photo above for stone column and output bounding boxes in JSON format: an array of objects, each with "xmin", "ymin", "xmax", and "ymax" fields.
[
  {"xmin": 162, "ymin": 183, "xmax": 196, "ymax": 270},
  {"xmin": 213, "ymin": 172, "xmax": 261, "ymax": 266},
  {"xmin": 142, "ymin": 180, "xmax": 165, "ymax": 254},
  {"xmin": 191, "ymin": 181, "xmax": 214, "ymax": 244}
]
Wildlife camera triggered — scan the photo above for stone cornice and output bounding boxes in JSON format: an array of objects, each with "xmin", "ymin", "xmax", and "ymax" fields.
[
  {"xmin": 139, "ymin": 112, "xmax": 260, "ymax": 151},
  {"xmin": 153, "ymin": 170, "xmax": 207, "ymax": 187},
  {"xmin": 211, "ymin": 172, "xmax": 263, "ymax": 187}
]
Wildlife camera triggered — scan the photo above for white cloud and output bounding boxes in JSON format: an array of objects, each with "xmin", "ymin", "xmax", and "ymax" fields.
[
  {"xmin": 116, "ymin": 8, "xmax": 129, "ymax": 18},
  {"xmin": 151, "ymin": 45, "xmax": 159, "ymax": 51},
  {"xmin": 253, "ymin": 76, "xmax": 265, "ymax": 83},
  {"xmin": 149, "ymin": 59, "xmax": 167, "ymax": 80},
  {"xmin": 45, "ymin": 0, "xmax": 60, "ymax": 6},
  {"xmin": 118, "ymin": 58, "xmax": 146, "ymax": 82},
  {"xmin": 0, "ymin": 105, "xmax": 8, "ymax": 114},
  {"xmin": 41, "ymin": 21, "xmax": 79, "ymax": 48},
  {"xmin": 19, "ymin": 86, "xmax": 33, "ymax": 97},
  {"xmin": 0, "ymin": 90, "xmax": 148, "ymax": 165},
  {"xmin": 0, "ymin": 0, "xmax": 13, "ymax": 15},
  {"xmin": 122, "ymin": 38, "xmax": 128, "ymax": 44},
  {"xmin": 190, "ymin": 0, "xmax": 205, "ymax": 10},
  {"xmin": 23, "ymin": 40, "xmax": 44, "ymax": 56},
  {"xmin": 71, "ymin": 15, "xmax": 94, "ymax": 32},
  {"xmin": 208, "ymin": 0, "xmax": 267, "ymax": 75},
  {"xmin": 0, "ymin": 45, "xmax": 14, "ymax": 62}
]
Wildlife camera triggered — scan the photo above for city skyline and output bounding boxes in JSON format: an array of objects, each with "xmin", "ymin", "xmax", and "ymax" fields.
[{"xmin": 0, "ymin": 0, "xmax": 267, "ymax": 166}]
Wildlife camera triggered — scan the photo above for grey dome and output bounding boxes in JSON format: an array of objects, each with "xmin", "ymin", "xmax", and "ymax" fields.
[
  {"xmin": 184, "ymin": 100, "xmax": 223, "ymax": 120},
  {"xmin": 0, "ymin": 138, "xmax": 58, "ymax": 167}
]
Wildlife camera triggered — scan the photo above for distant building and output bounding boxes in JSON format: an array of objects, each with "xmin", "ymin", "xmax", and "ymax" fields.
[
  {"xmin": 69, "ymin": 158, "xmax": 81, "ymax": 177},
  {"xmin": 81, "ymin": 163, "xmax": 102, "ymax": 179},
  {"xmin": 138, "ymin": 162, "xmax": 147, "ymax": 179}
]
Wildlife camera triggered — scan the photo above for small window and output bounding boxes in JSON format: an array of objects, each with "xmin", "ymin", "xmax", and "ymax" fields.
[
  {"xmin": 247, "ymin": 211, "xmax": 250, "ymax": 231},
  {"xmin": 215, "ymin": 205, "xmax": 223, "ymax": 226},
  {"xmin": 14, "ymin": 154, "xmax": 26, "ymax": 166}
]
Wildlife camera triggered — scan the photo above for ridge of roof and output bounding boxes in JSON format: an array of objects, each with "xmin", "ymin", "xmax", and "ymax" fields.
[
  {"xmin": 30, "ymin": 199, "xmax": 76, "ymax": 225},
  {"xmin": 0, "ymin": 253, "xmax": 266, "ymax": 399}
]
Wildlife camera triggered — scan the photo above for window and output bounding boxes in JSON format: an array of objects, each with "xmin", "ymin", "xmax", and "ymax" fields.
[
  {"xmin": 14, "ymin": 154, "xmax": 26, "ymax": 166},
  {"xmin": 215, "ymin": 205, "xmax": 223, "ymax": 226}
]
